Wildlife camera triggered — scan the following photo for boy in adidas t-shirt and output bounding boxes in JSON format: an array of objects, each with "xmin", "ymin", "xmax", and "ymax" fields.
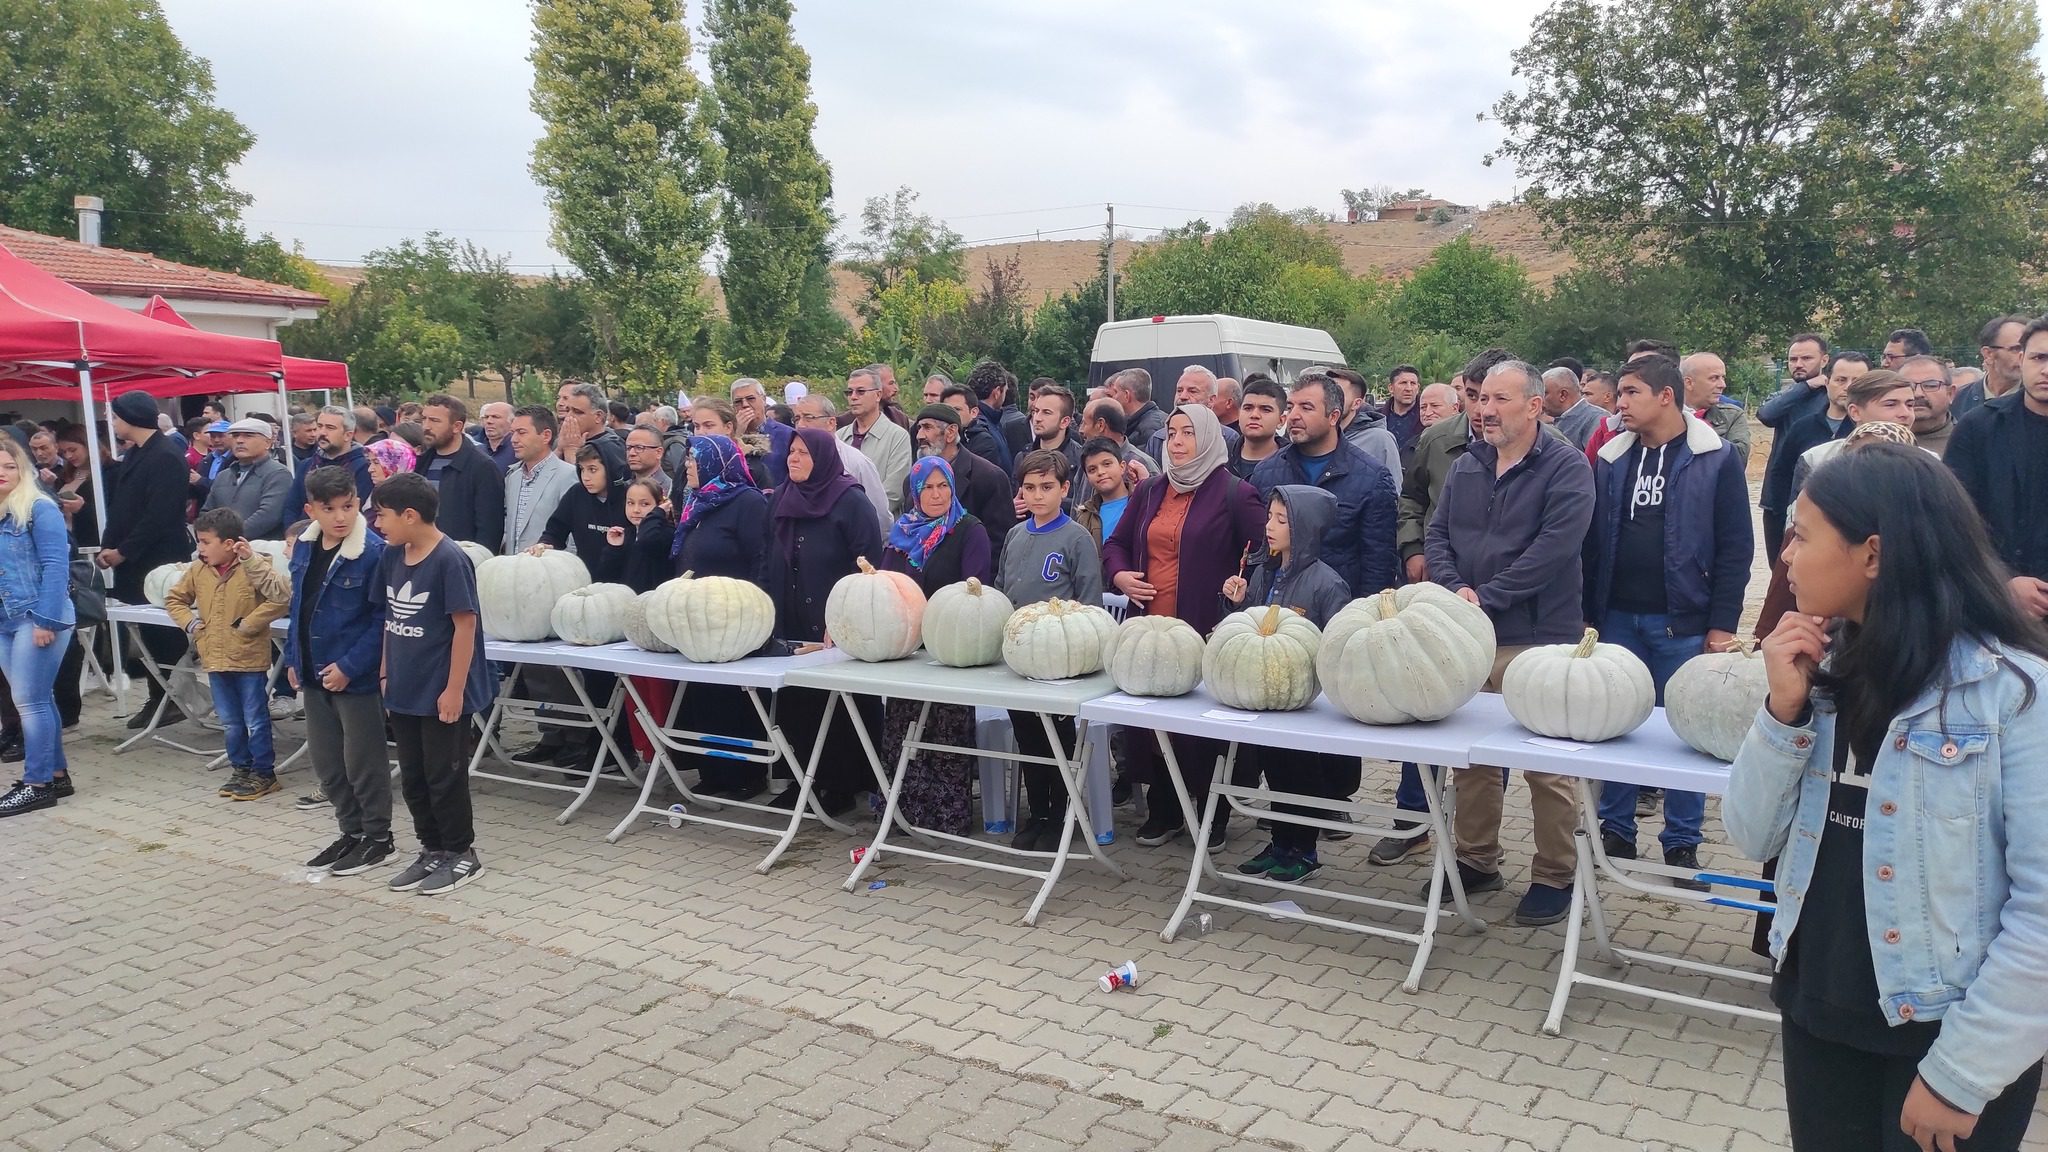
[{"xmin": 370, "ymin": 472, "xmax": 496, "ymax": 895}]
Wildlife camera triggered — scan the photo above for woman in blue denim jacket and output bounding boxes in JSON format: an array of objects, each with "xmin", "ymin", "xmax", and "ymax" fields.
[
  {"xmin": 0, "ymin": 434, "xmax": 77, "ymax": 816},
  {"xmin": 1727, "ymin": 444, "xmax": 2048, "ymax": 1152}
]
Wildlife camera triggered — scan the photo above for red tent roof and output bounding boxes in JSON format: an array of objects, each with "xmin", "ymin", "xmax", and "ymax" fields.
[
  {"xmin": 143, "ymin": 297, "xmax": 348, "ymax": 393},
  {"xmin": 0, "ymin": 240, "xmax": 287, "ymax": 399}
]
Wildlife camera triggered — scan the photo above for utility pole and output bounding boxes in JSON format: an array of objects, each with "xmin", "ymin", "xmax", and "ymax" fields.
[{"xmin": 1105, "ymin": 203, "xmax": 1116, "ymax": 322}]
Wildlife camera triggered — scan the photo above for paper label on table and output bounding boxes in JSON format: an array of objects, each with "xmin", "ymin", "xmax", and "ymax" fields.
[
  {"xmin": 1524, "ymin": 736, "xmax": 1589, "ymax": 752},
  {"xmin": 1202, "ymin": 708, "xmax": 1261, "ymax": 723},
  {"xmin": 1096, "ymin": 693, "xmax": 1153, "ymax": 707},
  {"xmin": 1031, "ymin": 677, "xmax": 1080, "ymax": 685}
]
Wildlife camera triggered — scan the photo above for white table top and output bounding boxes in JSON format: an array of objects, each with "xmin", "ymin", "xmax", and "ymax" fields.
[
  {"xmin": 784, "ymin": 656, "xmax": 1113, "ymax": 715},
  {"xmin": 110, "ymin": 601, "xmax": 286, "ymax": 635},
  {"xmin": 1079, "ymin": 688, "xmax": 1514, "ymax": 769},
  {"xmin": 1467, "ymin": 709, "xmax": 1733, "ymax": 794},
  {"xmin": 484, "ymin": 639, "xmax": 848, "ymax": 689}
]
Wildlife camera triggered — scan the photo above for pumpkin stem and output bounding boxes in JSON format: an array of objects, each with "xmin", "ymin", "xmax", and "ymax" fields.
[
  {"xmin": 966, "ymin": 577, "xmax": 982, "ymax": 594},
  {"xmin": 856, "ymin": 556, "xmax": 875, "ymax": 575},
  {"xmin": 678, "ymin": 570, "xmax": 694, "ymax": 581},
  {"xmin": 1259, "ymin": 603, "xmax": 1282, "ymax": 635},
  {"xmin": 1572, "ymin": 628, "xmax": 1600, "ymax": 658},
  {"xmin": 1377, "ymin": 591, "xmax": 1398, "ymax": 621}
]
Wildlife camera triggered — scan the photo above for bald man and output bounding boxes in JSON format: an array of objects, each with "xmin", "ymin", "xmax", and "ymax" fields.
[
  {"xmin": 1418, "ymin": 383, "xmax": 1461, "ymax": 429},
  {"xmin": 1679, "ymin": 352, "xmax": 1750, "ymax": 468},
  {"xmin": 470, "ymin": 400, "xmax": 516, "ymax": 470}
]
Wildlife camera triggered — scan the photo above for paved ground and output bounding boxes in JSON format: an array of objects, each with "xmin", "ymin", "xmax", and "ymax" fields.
[{"xmin": 7, "ymin": 688, "xmax": 2045, "ymax": 1151}]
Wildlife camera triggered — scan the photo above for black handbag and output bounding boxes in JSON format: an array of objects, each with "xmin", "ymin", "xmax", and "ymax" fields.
[{"xmin": 69, "ymin": 556, "xmax": 107, "ymax": 626}]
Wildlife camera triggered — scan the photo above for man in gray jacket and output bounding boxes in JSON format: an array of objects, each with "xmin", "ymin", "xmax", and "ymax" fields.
[
  {"xmin": 1423, "ymin": 359, "xmax": 1595, "ymax": 929},
  {"xmin": 200, "ymin": 419, "xmax": 293, "ymax": 539},
  {"xmin": 503, "ymin": 404, "xmax": 577, "ymax": 555}
]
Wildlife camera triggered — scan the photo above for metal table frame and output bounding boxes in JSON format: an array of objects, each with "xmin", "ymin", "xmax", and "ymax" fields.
[
  {"xmin": 469, "ymin": 640, "xmax": 645, "ymax": 824},
  {"xmin": 105, "ymin": 603, "xmax": 308, "ymax": 773},
  {"xmin": 1467, "ymin": 712, "xmax": 1776, "ymax": 1034},
  {"xmin": 784, "ymin": 658, "xmax": 1122, "ymax": 926},
  {"xmin": 1080, "ymin": 690, "xmax": 1507, "ymax": 992}
]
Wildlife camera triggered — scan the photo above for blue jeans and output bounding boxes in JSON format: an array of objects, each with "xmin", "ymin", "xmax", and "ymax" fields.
[
  {"xmin": 1595, "ymin": 610, "xmax": 1704, "ymax": 851},
  {"xmin": 209, "ymin": 670, "xmax": 276, "ymax": 777},
  {"xmin": 0, "ymin": 617, "xmax": 70, "ymax": 785}
]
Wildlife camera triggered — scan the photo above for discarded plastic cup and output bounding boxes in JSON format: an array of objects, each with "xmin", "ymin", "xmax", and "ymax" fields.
[
  {"xmin": 1098, "ymin": 960, "xmax": 1140, "ymax": 993},
  {"xmin": 850, "ymin": 845, "xmax": 868, "ymax": 865},
  {"xmin": 668, "ymin": 804, "xmax": 685, "ymax": 829},
  {"xmin": 1186, "ymin": 913, "xmax": 1213, "ymax": 937}
]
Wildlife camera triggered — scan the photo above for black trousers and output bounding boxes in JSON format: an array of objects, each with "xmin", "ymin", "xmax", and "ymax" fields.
[
  {"xmin": 1781, "ymin": 1014, "xmax": 2041, "ymax": 1152},
  {"xmin": 1246, "ymin": 747, "xmax": 1355, "ymax": 855},
  {"xmin": 1141, "ymin": 733, "xmax": 1228, "ymax": 831},
  {"xmin": 1009, "ymin": 710, "xmax": 1075, "ymax": 822},
  {"xmin": 775, "ymin": 687, "xmax": 877, "ymax": 799},
  {"xmin": 391, "ymin": 712, "xmax": 476, "ymax": 854}
]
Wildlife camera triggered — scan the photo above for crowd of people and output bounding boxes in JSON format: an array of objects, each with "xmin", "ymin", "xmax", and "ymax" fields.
[{"xmin": 0, "ymin": 313, "xmax": 2044, "ymax": 1149}]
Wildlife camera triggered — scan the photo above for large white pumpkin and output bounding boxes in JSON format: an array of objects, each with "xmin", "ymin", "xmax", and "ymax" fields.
[
  {"xmin": 144, "ymin": 561, "xmax": 193, "ymax": 608},
  {"xmin": 475, "ymin": 550, "xmax": 591, "ymax": 641},
  {"xmin": 1503, "ymin": 628, "xmax": 1655, "ymax": 741},
  {"xmin": 1203, "ymin": 604, "xmax": 1322, "ymax": 711},
  {"xmin": 922, "ymin": 578, "xmax": 1012, "ymax": 668},
  {"xmin": 457, "ymin": 540, "xmax": 494, "ymax": 568},
  {"xmin": 248, "ymin": 539, "xmax": 288, "ymax": 568},
  {"xmin": 1104, "ymin": 616, "xmax": 1204, "ymax": 697},
  {"xmin": 1002, "ymin": 599, "xmax": 1117, "ymax": 680},
  {"xmin": 1665, "ymin": 644, "xmax": 1770, "ymax": 761},
  {"xmin": 645, "ymin": 572, "xmax": 775, "ymax": 663},
  {"xmin": 550, "ymin": 583, "xmax": 638, "ymax": 646},
  {"xmin": 1318, "ymin": 584, "xmax": 1496, "ymax": 724},
  {"xmin": 824, "ymin": 557, "xmax": 925, "ymax": 662},
  {"xmin": 621, "ymin": 591, "xmax": 676, "ymax": 653}
]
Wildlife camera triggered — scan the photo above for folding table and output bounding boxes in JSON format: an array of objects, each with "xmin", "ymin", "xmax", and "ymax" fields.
[
  {"xmin": 470, "ymin": 639, "xmax": 642, "ymax": 824},
  {"xmin": 571, "ymin": 643, "xmax": 860, "ymax": 873},
  {"xmin": 1467, "ymin": 713, "xmax": 1774, "ymax": 1034},
  {"xmin": 104, "ymin": 602, "xmax": 308, "ymax": 773},
  {"xmin": 1079, "ymin": 688, "xmax": 1508, "ymax": 992},
  {"xmin": 782, "ymin": 658, "xmax": 1121, "ymax": 925}
]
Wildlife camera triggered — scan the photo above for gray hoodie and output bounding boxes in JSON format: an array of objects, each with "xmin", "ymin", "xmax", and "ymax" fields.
[{"xmin": 1243, "ymin": 485, "xmax": 1351, "ymax": 628}]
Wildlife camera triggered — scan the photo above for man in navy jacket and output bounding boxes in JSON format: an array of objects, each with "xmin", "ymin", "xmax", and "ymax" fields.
[
  {"xmin": 1582, "ymin": 354, "xmax": 1752, "ymax": 877},
  {"xmin": 1249, "ymin": 374, "xmax": 1397, "ymax": 598}
]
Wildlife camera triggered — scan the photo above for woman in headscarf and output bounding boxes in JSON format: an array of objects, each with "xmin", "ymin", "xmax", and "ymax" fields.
[
  {"xmin": 878, "ymin": 456, "xmax": 991, "ymax": 836},
  {"xmin": 768, "ymin": 427, "xmax": 883, "ymax": 816},
  {"xmin": 362, "ymin": 437, "xmax": 416, "ymax": 536},
  {"xmin": 1104, "ymin": 404, "xmax": 1264, "ymax": 850},
  {"xmin": 665, "ymin": 434, "xmax": 776, "ymax": 800}
]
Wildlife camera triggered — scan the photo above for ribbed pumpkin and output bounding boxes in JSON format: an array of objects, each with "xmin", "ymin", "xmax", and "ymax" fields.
[
  {"xmin": 1318, "ymin": 585, "xmax": 1496, "ymax": 724},
  {"xmin": 457, "ymin": 540, "xmax": 494, "ymax": 568},
  {"xmin": 1002, "ymin": 598, "xmax": 1117, "ymax": 680},
  {"xmin": 824, "ymin": 556, "xmax": 925, "ymax": 661},
  {"xmin": 475, "ymin": 550, "xmax": 591, "ymax": 641},
  {"xmin": 1503, "ymin": 628, "xmax": 1655, "ymax": 741},
  {"xmin": 922, "ymin": 578, "xmax": 1012, "ymax": 667},
  {"xmin": 1104, "ymin": 616, "xmax": 1204, "ymax": 697},
  {"xmin": 550, "ymin": 583, "xmax": 638, "ymax": 646},
  {"xmin": 1665, "ymin": 643, "xmax": 1770, "ymax": 761},
  {"xmin": 1203, "ymin": 604, "xmax": 1322, "ymax": 711},
  {"xmin": 249, "ymin": 539, "xmax": 288, "ymax": 568},
  {"xmin": 645, "ymin": 571, "xmax": 774, "ymax": 663},
  {"xmin": 621, "ymin": 591, "xmax": 676, "ymax": 653},
  {"xmin": 144, "ymin": 561, "xmax": 192, "ymax": 608}
]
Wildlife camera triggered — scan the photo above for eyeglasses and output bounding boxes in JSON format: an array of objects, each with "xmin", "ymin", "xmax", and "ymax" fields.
[
  {"xmin": 847, "ymin": 387, "xmax": 875, "ymax": 397},
  {"xmin": 1989, "ymin": 343, "xmax": 2024, "ymax": 354},
  {"xmin": 626, "ymin": 442, "xmax": 661, "ymax": 451},
  {"xmin": 1907, "ymin": 379, "xmax": 1952, "ymax": 393}
]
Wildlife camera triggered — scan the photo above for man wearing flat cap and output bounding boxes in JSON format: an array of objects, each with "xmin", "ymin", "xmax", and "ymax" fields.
[{"xmin": 199, "ymin": 418, "xmax": 294, "ymax": 540}]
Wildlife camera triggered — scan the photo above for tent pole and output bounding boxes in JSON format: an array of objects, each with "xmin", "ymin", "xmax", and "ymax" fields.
[
  {"xmin": 78, "ymin": 367, "xmax": 126, "ymax": 712},
  {"xmin": 276, "ymin": 373, "xmax": 293, "ymax": 471}
]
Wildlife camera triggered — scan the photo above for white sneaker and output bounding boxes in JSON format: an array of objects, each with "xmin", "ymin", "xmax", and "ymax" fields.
[{"xmin": 269, "ymin": 697, "xmax": 304, "ymax": 721}]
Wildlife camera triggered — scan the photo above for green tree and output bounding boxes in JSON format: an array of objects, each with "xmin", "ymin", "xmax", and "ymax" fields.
[
  {"xmin": 1117, "ymin": 205, "xmax": 1362, "ymax": 327},
  {"xmin": 774, "ymin": 244, "xmax": 852, "ymax": 378},
  {"xmin": 0, "ymin": 0, "xmax": 255, "ymax": 268},
  {"xmin": 1016, "ymin": 275, "xmax": 1106, "ymax": 385},
  {"xmin": 842, "ymin": 186, "xmax": 964, "ymax": 312},
  {"xmin": 530, "ymin": 0, "xmax": 721, "ymax": 390},
  {"xmin": 1392, "ymin": 235, "xmax": 1528, "ymax": 343},
  {"xmin": 1510, "ymin": 261, "xmax": 1712, "ymax": 367},
  {"xmin": 1491, "ymin": 0, "xmax": 2048, "ymax": 351},
  {"xmin": 704, "ymin": 0, "xmax": 833, "ymax": 374},
  {"xmin": 844, "ymin": 271, "xmax": 969, "ymax": 382}
]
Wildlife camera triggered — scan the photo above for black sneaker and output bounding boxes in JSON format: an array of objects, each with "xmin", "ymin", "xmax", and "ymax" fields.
[
  {"xmin": 0, "ymin": 780, "xmax": 57, "ymax": 817},
  {"xmin": 1134, "ymin": 814, "xmax": 1184, "ymax": 847},
  {"xmin": 1237, "ymin": 845, "xmax": 1284, "ymax": 876},
  {"xmin": 1011, "ymin": 816, "xmax": 1053, "ymax": 853},
  {"xmin": 330, "ymin": 836, "xmax": 395, "ymax": 877},
  {"xmin": 1427, "ymin": 860, "xmax": 1505, "ymax": 898},
  {"xmin": 389, "ymin": 850, "xmax": 443, "ymax": 892},
  {"xmin": 48, "ymin": 774, "xmax": 74, "ymax": 799},
  {"xmin": 305, "ymin": 835, "xmax": 359, "ymax": 870},
  {"xmin": 1601, "ymin": 832, "xmax": 1638, "ymax": 861},
  {"xmin": 1321, "ymin": 814, "xmax": 1354, "ymax": 843},
  {"xmin": 1268, "ymin": 854, "xmax": 1322, "ymax": 884},
  {"xmin": 1513, "ymin": 882, "xmax": 1575, "ymax": 927},
  {"xmin": 1110, "ymin": 774, "xmax": 1133, "ymax": 808},
  {"xmin": 420, "ymin": 849, "xmax": 483, "ymax": 895},
  {"xmin": 295, "ymin": 788, "xmax": 330, "ymax": 811},
  {"xmin": 0, "ymin": 733, "xmax": 23, "ymax": 764},
  {"xmin": 218, "ymin": 768, "xmax": 253, "ymax": 798},
  {"xmin": 1664, "ymin": 845, "xmax": 1710, "ymax": 892},
  {"xmin": 1204, "ymin": 819, "xmax": 1227, "ymax": 852},
  {"xmin": 767, "ymin": 787, "xmax": 800, "ymax": 811},
  {"xmin": 1368, "ymin": 830, "xmax": 1431, "ymax": 866}
]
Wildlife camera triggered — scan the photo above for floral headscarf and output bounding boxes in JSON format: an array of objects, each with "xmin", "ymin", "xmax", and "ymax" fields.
[
  {"xmin": 670, "ymin": 434, "xmax": 756, "ymax": 560},
  {"xmin": 365, "ymin": 437, "xmax": 415, "ymax": 479},
  {"xmin": 886, "ymin": 456, "xmax": 964, "ymax": 570}
]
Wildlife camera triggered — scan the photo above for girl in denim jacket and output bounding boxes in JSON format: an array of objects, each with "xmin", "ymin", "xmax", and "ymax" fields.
[
  {"xmin": 1728, "ymin": 444, "xmax": 2048, "ymax": 1151},
  {"xmin": 0, "ymin": 434, "xmax": 77, "ymax": 816}
]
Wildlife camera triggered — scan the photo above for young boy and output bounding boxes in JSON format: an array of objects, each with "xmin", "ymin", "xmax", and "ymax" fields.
[
  {"xmin": 996, "ymin": 450, "xmax": 1105, "ymax": 852},
  {"xmin": 1073, "ymin": 437, "xmax": 1131, "ymax": 550},
  {"xmin": 371, "ymin": 472, "xmax": 496, "ymax": 895},
  {"xmin": 286, "ymin": 467, "xmax": 393, "ymax": 876},
  {"xmin": 164, "ymin": 508, "xmax": 293, "ymax": 800},
  {"xmin": 1221, "ymin": 484, "xmax": 1351, "ymax": 881},
  {"xmin": 535, "ymin": 443, "xmax": 628, "ymax": 582}
]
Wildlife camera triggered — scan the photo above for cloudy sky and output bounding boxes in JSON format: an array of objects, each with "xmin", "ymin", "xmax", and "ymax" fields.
[{"xmin": 153, "ymin": 0, "xmax": 2047, "ymax": 273}]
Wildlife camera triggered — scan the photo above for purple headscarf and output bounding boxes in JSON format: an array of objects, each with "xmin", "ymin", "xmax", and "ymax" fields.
[{"xmin": 772, "ymin": 426, "xmax": 859, "ymax": 523}]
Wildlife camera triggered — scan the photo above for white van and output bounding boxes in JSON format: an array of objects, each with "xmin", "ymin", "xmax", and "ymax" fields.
[{"xmin": 1086, "ymin": 314, "xmax": 1346, "ymax": 392}]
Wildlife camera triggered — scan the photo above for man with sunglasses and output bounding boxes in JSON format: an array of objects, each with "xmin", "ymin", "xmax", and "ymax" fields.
[{"xmin": 838, "ymin": 365, "xmax": 913, "ymax": 515}]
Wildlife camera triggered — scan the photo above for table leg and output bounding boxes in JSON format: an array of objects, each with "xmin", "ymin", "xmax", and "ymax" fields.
[
  {"xmin": 1154, "ymin": 732, "xmax": 1226, "ymax": 943},
  {"xmin": 554, "ymin": 669, "xmax": 635, "ymax": 825},
  {"xmin": 1022, "ymin": 716, "xmax": 1123, "ymax": 927},
  {"xmin": 845, "ymin": 699, "xmax": 928, "ymax": 892},
  {"xmin": 1543, "ymin": 826, "xmax": 1602, "ymax": 1036},
  {"xmin": 607, "ymin": 678, "xmax": 694, "ymax": 843}
]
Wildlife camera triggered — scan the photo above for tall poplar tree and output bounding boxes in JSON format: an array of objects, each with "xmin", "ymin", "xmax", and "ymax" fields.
[
  {"xmin": 530, "ymin": 0, "xmax": 720, "ymax": 390},
  {"xmin": 704, "ymin": 0, "xmax": 834, "ymax": 374}
]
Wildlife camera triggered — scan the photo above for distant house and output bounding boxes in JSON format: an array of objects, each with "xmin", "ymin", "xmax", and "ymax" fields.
[{"xmin": 1377, "ymin": 198, "xmax": 1467, "ymax": 219}]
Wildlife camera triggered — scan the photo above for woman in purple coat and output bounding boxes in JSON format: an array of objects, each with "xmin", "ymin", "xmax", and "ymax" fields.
[{"xmin": 1105, "ymin": 405, "xmax": 1264, "ymax": 849}]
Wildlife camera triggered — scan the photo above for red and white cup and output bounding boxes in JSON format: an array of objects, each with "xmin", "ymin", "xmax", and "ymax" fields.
[
  {"xmin": 1098, "ymin": 961, "xmax": 1139, "ymax": 993},
  {"xmin": 850, "ymin": 846, "xmax": 869, "ymax": 866}
]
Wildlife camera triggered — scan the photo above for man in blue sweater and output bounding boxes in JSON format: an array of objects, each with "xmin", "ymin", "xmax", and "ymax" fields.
[{"xmin": 1583, "ymin": 354, "xmax": 1752, "ymax": 881}]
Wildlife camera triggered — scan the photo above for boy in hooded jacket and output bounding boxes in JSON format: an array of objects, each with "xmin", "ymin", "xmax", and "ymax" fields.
[{"xmin": 1222, "ymin": 485, "xmax": 1352, "ymax": 880}]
